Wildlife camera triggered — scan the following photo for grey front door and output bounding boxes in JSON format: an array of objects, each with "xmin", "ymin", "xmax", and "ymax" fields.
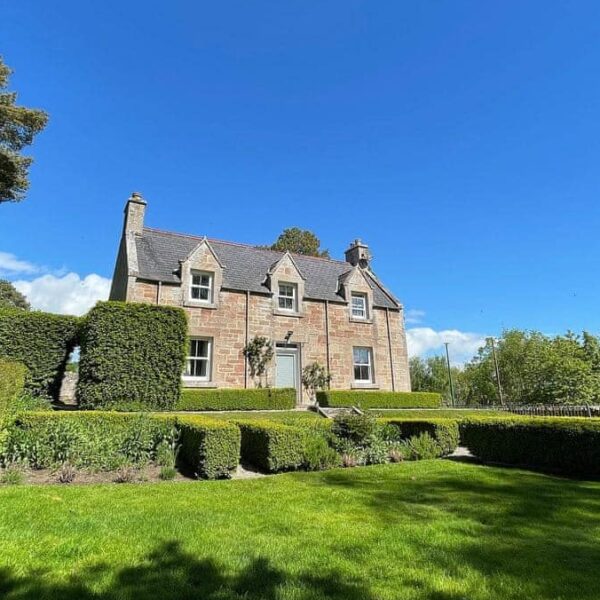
[{"xmin": 275, "ymin": 348, "xmax": 299, "ymax": 395}]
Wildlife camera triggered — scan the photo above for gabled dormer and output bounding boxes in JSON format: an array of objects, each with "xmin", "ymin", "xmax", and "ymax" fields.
[
  {"xmin": 338, "ymin": 266, "xmax": 374, "ymax": 323},
  {"xmin": 180, "ymin": 237, "xmax": 224, "ymax": 308},
  {"xmin": 266, "ymin": 252, "xmax": 306, "ymax": 317}
]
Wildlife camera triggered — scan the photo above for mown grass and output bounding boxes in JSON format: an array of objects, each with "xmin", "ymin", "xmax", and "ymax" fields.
[
  {"xmin": 185, "ymin": 410, "xmax": 322, "ymax": 423},
  {"xmin": 1, "ymin": 461, "xmax": 599, "ymax": 599},
  {"xmin": 369, "ymin": 408, "xmax": 508, "ymax": 419}
]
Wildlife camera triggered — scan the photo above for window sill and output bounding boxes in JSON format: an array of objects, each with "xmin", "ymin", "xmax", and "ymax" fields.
[
  {"xmin": 181, "ymin": 379, "xmax": 217, "ymax": 389},
  {"xmin": 273, "ymin": 309, "xmax": 304, "ymax": 318},
  {"xmin": 183, "ymin": 301, "xmax": 218, "ymax": 310},
  {"xmin": 349, "ymin": 317, "xmax": 373, "ymax": 324},
  {"xmin": 351, "ymin": 383, "xmax": 379, "ymax": 390}
]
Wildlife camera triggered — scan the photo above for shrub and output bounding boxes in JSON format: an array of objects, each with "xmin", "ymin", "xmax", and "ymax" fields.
[
  {"xmin": 77, "ymin": 302, "xmax": 187, "ymax": 411},
  {"xmin": 302, "ymin": 436, "xmax": 340, "ymax": 471},
  {"xmin": 331, "ymin": 413, "xmax": 377, "ymax": 447},
  {"xmin": 460, "ymin": 417, "xmax": 600, "ymax": 476},
  {"xmin": 380, "ymin": 418, "xmax": 460, "ymax": 457},
  {"xmin": 316, "ymin": 390, "xmax": 442, "ymax": 409},
  {"xmin": 0, "ymin": 359, "xmax": 27, "ymax": 415},
  {"xmin": 1, "ymin": 412, "xmax": 177, "ymax": 470},
  {"xmin": 159, "ymin": 465, "xmax": 177, "ymax": 480},
  {"xmin": 402, "ymin": 433, "xmax": 443, "ymax": 460},
  {"xmin": 0, "ymin": 309, "xmax": 80, "ymax": 400},
  {"xmin": 176, "ymin": 388, "xmax": 295, "ymax": 411},
  {"xmin": 236, "ymin": 420, "xmax": 316, "ymax": 473},
  {"xmin": 177, "ymin": 415, "xmax": 240, "ymax": 479}
]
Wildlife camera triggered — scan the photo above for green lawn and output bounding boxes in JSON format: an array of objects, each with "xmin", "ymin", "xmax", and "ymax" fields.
[
  {"xmin": 370, "ymin": 408, "xmax": 508, "ymax": 419},
  {"xmin": 1, "ymin": 461, "xmax": 599, "ymax": 599}
]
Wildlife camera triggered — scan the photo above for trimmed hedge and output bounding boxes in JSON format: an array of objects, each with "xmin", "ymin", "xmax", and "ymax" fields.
[
  {"xmin": 0, "ymin": 359, "xmax": 27, "ymax": 415},
  {"xmin": 0, "ymin": 308, "xmax": 80, "ymax": 400},
  {"xmin": 176, "ymin": 388, "xmax": 296, "ymax": 411},
  {"xmin": 77, "ymin": 302, "xmax": 188, "ymax": 411},
  {"xmin": 177, "ymin": 415, "xmax": 241, "ymax": 479},
  {"xmin": 380, "ymin": 418, "xmax": 460, "ymax": 456},
  {"xmin": 461, "ymin": 417, "xmax": 600, "ymax": 477},
  {"xmin": 236, "ymin": 420, "xmax": 316, "ymax": 473},
  {"xmin": 316, "ymin": 390, "xmax": 442, "ymax": 409},
  {"xmin": 1, "ymin": 412, "xmax": 177, "ymax": 470}
]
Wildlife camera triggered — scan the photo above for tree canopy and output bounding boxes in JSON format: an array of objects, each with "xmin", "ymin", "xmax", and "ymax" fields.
[
  {"xmin": 269, "ymin": 228, "xmax": 330, "ymax": 258},
  {"xmin": 0, "ymin": 280, "xmax": 30, "ymax": 310},
  {"xmin": 0, "ymin": 56, "xmax": 48, "ymax": 204}
]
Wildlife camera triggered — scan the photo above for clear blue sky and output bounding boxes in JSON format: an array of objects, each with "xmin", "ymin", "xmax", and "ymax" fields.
[{"xmin": 2, "ymin": 1, "xmax": 600, "ymax": 359}]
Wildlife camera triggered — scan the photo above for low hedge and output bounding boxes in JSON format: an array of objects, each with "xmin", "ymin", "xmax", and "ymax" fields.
[
  {"xmin": 177, "ymin": 388, "xmax": 296, "ymax": 411},
  {"xmin": 380, "ymin": 418, "xmax": 460, "ymax": 456},
  {"xmin": 316, "ymin": 390, "xmax": 442, "ymax": 409},
  {"xmin": 0, "ymin": 359, "xmax": 27, "ymax": 415},
  {"xmin": 177, "ymin": 415, "xmax": 241, "ymax": 479},
  {"xmin": 235, "ymin": 420, "xmax": 317, "ymax": 473},
  {"xmin": 0, "ymin": 308, "xmax": 80, "ymax": 400},
  {"xmin": 1, "ymin": 412, "xmax": 177, "ymax": 470},
  {"xmin": 460, "ymin": 417, "xmax": 600, "ymax": 476},
  {"xmin": 77, "ymin": 302, "xmax": 188, "ymax": 411}
]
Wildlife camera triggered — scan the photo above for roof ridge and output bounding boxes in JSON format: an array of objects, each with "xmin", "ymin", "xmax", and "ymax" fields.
[{"xmin": 142, "ymin": 226, "xmax": 350, "ymax": 266}]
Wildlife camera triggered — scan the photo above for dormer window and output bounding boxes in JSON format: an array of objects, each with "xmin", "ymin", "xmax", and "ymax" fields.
[
  {"xmin": 190, "ymin": 271, "xmax": 213, "ymax": 303},
  {"xmin": 278, "ymin": 282, "xmax": 297, "ymax": 312},
  {"xmin": 351, "ymin": 292, "xmax": 368, "ymax": 319}
]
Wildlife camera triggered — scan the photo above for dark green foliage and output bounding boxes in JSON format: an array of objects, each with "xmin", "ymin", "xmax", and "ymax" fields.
[
  {"xmin": 0, "ymin": 359, "xmax": 27, "ymax": 415},
  {"xmin": 77, "ymin": 302, "xmax": 187, "ymax": 410},
  {"xmin": 460, "ymin": 417, "xmax": 600, "ymax": 476},
  {"xmin": 316, "ymin": 390, "xmax": 442, "ymax": 409},
  {"xmin": 409, "ymin": 356, "xmax": 466, "ymax": 405},
  {"xmin": 177, "ymin": 415, "xmax": 240, "ymax": 479},
  {"xmin": 0, "ymin": 308, "xmax": 80, "ymax": 400},
  {"xmin": 236, "ymin": 420, "xmax": 314, "ymax": 473},
  {"xmin": 381, "ymin": 418, "xmax": 460, "ymax": 456},
  {"xmin": 0, "ymin": 280, "xmax": 30, "ymax": 310},
  {"xmin": 0, "ymin": 56, "xmax": 49, "ymax": 203},
  {"xmin": 177, "ymin": 388, "xmax": 295, "ymax": 411},
  {"xmin": 331, "ymin": 413, "xmax": 377, "ymax": 447},
  {"xmin": 1, "ymin": 412, "xmax": 177, "ymax": 470},
  {"xmin": 269, "ymin": 227, "xmax": 330, "ymax": 258}
]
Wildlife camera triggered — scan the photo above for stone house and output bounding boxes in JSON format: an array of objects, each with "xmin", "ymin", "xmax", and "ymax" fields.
[{"xmin": 109, "ymin": 193, "xmax": 411, "ymax": 404}]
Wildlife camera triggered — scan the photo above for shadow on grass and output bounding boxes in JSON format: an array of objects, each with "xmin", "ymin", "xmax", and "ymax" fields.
[
  {"xmin": 0, "ymin": 540, "xmax": 376, "ymax": 600},
  {"xmin": 315, "ymin": 462, "xmax": 600, "ymax": 599}
]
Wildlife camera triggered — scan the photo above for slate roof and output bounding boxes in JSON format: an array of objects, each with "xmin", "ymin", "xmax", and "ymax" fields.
[{"xmin": 135, "ymin": 227, "xmax": 401, "ymax": 309}]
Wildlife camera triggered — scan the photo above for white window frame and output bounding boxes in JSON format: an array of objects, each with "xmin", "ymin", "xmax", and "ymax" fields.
[
  {"xmin": 183, "ymin": 337, "xmax": 212, "ymax": 381},
  {"xmin": 190, "ymin": 271, "xmax": 213, "ymax": 303},
  {"xmin": 351, "ymin": 292, "xmax": 368, "ymax": 319},
  {"xmin": 353, "ymin": 346, "xmax": 373, "ymax": 383},
  {"xmin": 278, "ymin": 282, "xmax": 297, "ymax": 312}
]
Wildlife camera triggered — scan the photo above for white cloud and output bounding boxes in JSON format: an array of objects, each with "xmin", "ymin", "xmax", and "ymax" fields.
[
  {"xmin": 14, "ymin": 273, "xmax": 111, "ymax": 316},
  {"xmin": 406, "ymin": 327, "xmax": 487, "ymax": 365},
  {"xmin": 0, "ymin": 251, "xmax": 39, "ymax": 276},
  {"xmin": 405, "ymin": 308, "xmax": 426, "ymax": 325}
]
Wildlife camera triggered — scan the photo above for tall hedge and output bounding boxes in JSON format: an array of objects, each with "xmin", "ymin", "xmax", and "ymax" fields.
[
  {"xmin": 316, "ymin": 390, "xmax": 442, "ymax": 409},
  {"xmin": 176, "ymin": 388, "xmax": 296, "ymax": 411},
  {"xmin": 77, "ymin": 302, "xmax": 187, "ymax": 410},
  {"xmin": 0, "ymin": 308, "xmax": 80, "ymax": 400},
  {"xmin": 0, "ymin": 359, "xmax": 28, "ymax": 415},
  {"xmin": 461, "ymin": 417, "xmax": 600, "ymax": 477}
]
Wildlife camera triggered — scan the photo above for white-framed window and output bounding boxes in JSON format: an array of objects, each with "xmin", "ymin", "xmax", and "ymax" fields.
[
  {"xmin": 278, "ymin": 282, "xmax": 297, "ymax": 312},
  {"xmin": 353, "ymin": 346, "xmax": 373, "ymax": 382},
  {"xmin": 190, "ymin": 271, "xmax": 213, "ymax": 303},
  {"xmin": 351, "ymin": 292, "xmax": 368, "ymax": 319},
  {"xmin": 184, "ymin": 338, "xmax": 212, "ymax": 380}
]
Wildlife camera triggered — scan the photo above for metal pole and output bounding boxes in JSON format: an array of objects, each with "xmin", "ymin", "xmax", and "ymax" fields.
[
  {"xmin": 489, "ymin": 337, "xmax": 505, "ymax": 406},
  {"xmin": 444, "ymin": 342, "xmax": 456, "ymax": 407}
]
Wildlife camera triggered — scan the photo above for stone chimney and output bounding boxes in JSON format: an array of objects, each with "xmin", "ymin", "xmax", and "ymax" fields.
[
  {"xmin": 123, "ymin": 191, "xmax": 146, "ymax": 234},
  {"xmin": 345, "ymin": 239, "xmax": 371, "ymax": 268}
]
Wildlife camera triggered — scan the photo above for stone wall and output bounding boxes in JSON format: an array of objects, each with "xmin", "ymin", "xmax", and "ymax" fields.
[{"xmin": 128, "ymin": 279, "xmax": 410, "ymax": 403}]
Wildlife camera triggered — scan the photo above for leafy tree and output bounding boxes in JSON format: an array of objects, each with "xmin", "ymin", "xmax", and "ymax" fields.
[
  {"xmin": 409, "ymin": 355, "xmax": 465, "ymax": 405},
  {"xmin": 269, "ymin": 228, "xmax": 330, "ymax": 258},
  {"xmin": 243, "ymin": 336, "xmax": 274, "ymax": 388},
  {"xmin": 302, "ymin": 362, "xmax": 331, "ymax": 402},
  {"xmin": 0, "ymin": 279, "xmax": 29, "ymax": 310},
  {"xmin": 0, "ymin": 56, "xmax": 48, "ymax": 204}
]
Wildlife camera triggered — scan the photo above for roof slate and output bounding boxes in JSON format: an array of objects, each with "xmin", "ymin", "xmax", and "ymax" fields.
[{"xmin": 135, "ymin": 228, "xmax": 400, "ymax": 309}]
